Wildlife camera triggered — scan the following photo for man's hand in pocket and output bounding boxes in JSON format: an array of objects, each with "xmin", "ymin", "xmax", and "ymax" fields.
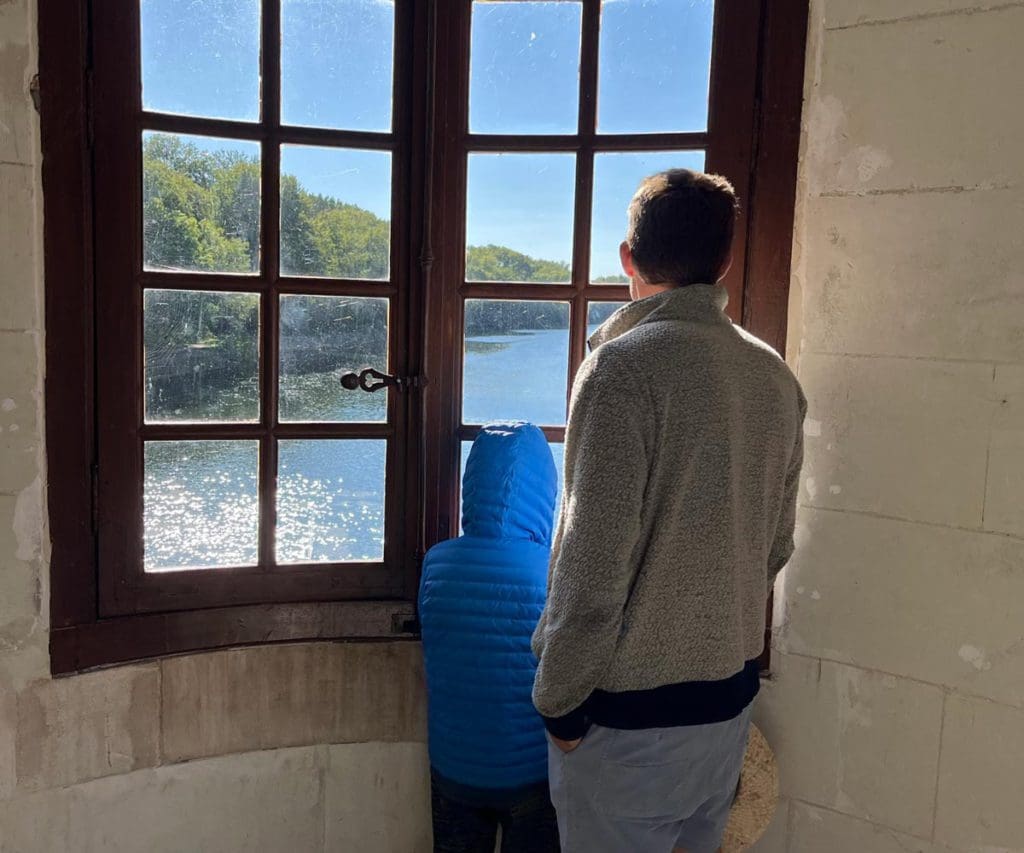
[{"xmin": 551, "ymin": 735, "xmax": 582, "ymax": 754}]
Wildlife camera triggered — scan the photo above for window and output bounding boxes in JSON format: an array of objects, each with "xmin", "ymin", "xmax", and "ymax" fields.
[
  {"xmin": 41, "ymin": 0, "xmax": 808, "ymax": 672},
  {"xmin": 85, "ymin": 0, "xmax": 413, "ymax": 621}
]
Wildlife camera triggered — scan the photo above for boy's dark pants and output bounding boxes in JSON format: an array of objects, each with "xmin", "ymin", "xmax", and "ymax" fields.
[{"xmin": 431, "ymin": 773, "xmax": 560, "ymax": 853}]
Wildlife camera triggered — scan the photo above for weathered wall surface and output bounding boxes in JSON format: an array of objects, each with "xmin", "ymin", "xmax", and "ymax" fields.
[
  {"xmin": 755, "ymin": 2, "xmax": 1024, "ymax": 851},
  {"xmin": 0, "ymin": 2, "xmax": 432, "ymax": 850}
]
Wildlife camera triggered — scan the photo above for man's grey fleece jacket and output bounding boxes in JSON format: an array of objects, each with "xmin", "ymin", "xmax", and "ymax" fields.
[{"xmin": 532, "ymin": 284, "xmax": 805, "ymax": 739}]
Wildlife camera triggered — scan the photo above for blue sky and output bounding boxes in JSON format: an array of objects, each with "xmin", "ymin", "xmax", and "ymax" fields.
[{"xmin": 140, "ymin": 0, "xmax": 714, "ymax": 279}]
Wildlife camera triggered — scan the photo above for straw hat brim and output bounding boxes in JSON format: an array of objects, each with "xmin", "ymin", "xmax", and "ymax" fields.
[{"xmin": 720, "ymin": 723, "xmax": 780, "ymax": 851}]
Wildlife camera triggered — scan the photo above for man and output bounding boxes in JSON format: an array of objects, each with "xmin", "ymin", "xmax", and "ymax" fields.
[
  {"xmin": 532, "ymin": 169, "xmax": 805, "ymax": 853},
  {"xmin": 421, "ymin": 422, "xmax": 561, "ymax": 852}
]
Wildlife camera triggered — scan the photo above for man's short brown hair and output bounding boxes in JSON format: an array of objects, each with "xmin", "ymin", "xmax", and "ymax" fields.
[{"xmin": 626, "ymin": 169, "xmax": 739, "ymax": 287}]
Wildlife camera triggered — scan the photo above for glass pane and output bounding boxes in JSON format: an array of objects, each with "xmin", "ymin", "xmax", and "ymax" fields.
[
  {"xmin": 282, "ymin": 0, "xmax": 395, "ymax": 131},
  {"xmin": 587, "ymin": 301, "xmax": 626, "ymax": 334},
  {"xmin": 141, "ymin": 0, "xmax": 260, "ymax": 122},
  {"xmin": 143, "ymin": 132, "xmax": 261, "ymax": 274},
  {"xmin": 470, "ymin": 1, "xmax": 582, "ymax": 135},
  {"xmin": 277, "ymin": 439, "xmax": 387, "ymax": 563},
  {"xmin": 463, "ymin": 300, "xmax": 570, "ymax": 426},
  {"xmin": 460, "ymin": 440, "xmax": 565, "ymax": 534},
  {"xmin": 590, "ymin": 150, "xmax": 706, "ymax": 282},
  {"xmin": 144, "ymin": 440, "xmax": 259, "ymax": 571},
  {"xmin": 281, "ymin": 146, "xmax": 392, "ymax": 279},
  {"xmin": 466, "ymin": 154, "xmax": 575, "ymax": 283},
  {"xmin": 279, "ymin": 295, "xmax": 389, "ymax": 423},
  {"xmin": 598, "ymin": 0, "xmax": 715, "ymax": 134},
  {"xmin": 145, "ymin": 290, "xmax": 260, "ymax": 423}
]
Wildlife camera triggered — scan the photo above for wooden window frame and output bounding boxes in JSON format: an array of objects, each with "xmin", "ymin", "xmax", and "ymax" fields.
[
  {"xmin": 91, "ymin": 0, "xmax": 419, "ymax": 616},
  {"xmin": 41, "ymin": 0, "xmax": 808, "ymax": 674}
]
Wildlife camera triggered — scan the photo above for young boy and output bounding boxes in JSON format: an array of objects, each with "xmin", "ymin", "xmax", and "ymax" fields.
[
  {"xmin": 420, "ymin": 422, "xmax": 560, "ymax": 852},
  {"xmin": 533, "ymin": 169, "xmax": 806, "ymax": 853}
]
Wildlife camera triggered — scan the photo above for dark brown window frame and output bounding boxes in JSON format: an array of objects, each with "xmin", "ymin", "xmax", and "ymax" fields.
[
  {"xmin": 42, "ymin": 0, "xmax": 808, "ymax": 674},
  {"xmin": 91, "ymin": 0, "xmax": 419, "ymax": 617}
]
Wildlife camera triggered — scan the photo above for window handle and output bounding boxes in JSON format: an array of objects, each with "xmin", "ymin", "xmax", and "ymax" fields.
[{"xmin": 339, "ymin": 367, "xmax": 426, "ymax": 393}]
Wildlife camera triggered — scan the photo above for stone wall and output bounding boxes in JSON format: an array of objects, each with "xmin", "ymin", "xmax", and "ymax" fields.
[
  {"xmin": 0, "ymin": 2, "xmax": 432, "ymax": 850},
  {"xmin": 754, "ymin": 1, "xmax": 1024, "ymax": 850},
  {"xmin": 0, "ymin": 644, "xmax": 429, "ymax": 852}
]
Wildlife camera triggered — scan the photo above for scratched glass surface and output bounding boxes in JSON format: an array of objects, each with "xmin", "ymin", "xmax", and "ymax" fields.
[
  {"xmin": 141, "ymin": 0, "xmax": 261, "ymax": 121},
  {"xmin": 279, "ymin": 295, "xmax": 389, "ymax": 424},
  {"xmin": 469, "ymin": 1, "xmax": 582, "ymax": 135},
  {"xmin": 276, "ymin": 439, "xmax": 387, "ymax": 563},
  {"xmin": 463, "ymin": 300, "xmax": 570, "ymax": 426},
  {"xmin": 144, "ymin": 289, "xmax": 260, "ymax": 423},
  {"xmin": 142, "ymin": 132, "xmax": 262, "ymax": 274},
  {"xmin": 280, "ymin": 145, "xmax": 392, "ymax": 280},
  {"xmin": 465, "ymin": 153, "xmax": 576, "ymax": 283},
  {"xmin": 282, "ymin": 0, "xmax": 395, "ymax": 131},
  {"xmin": 597, "ymin": 0, "xmax": 715, "ymax": 134}
]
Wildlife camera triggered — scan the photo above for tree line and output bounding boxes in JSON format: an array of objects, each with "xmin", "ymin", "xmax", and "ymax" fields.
[
  {"xmin": 144, "ymin": 133, "xmax": 629, "ymax": 285},
  {"xmin": 143, "ymin": 134, "xmax": 625, "ymax": 398}
]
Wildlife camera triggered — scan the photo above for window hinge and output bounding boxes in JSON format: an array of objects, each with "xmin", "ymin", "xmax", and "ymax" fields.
[
  {"xmin": 90, "ymin": 463, "xmax": 99, "ymax": 534},
  {"xmin": 391, "ymin": 613, "xmax": 420, "ymax": 635},
  {"xmin": 29, "ymin": 75, "xmax": 40, "ymax": 115}
]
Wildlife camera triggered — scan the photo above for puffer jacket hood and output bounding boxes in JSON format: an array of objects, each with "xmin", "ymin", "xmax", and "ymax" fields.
[
  {"xmin": 462, "ymin": 421, "xmax": 558, "ymax": 545},
  {"xmin": 419, "ymin": 422, "xmax": 558, "ymax": 794}
]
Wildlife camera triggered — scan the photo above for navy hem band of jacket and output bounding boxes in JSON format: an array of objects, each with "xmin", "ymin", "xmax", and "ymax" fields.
[{"xmin": 542, "ymin": 659, "xmax": 761, "ymax": 740}]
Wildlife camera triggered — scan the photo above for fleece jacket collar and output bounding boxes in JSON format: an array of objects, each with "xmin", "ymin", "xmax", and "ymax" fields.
[{"xmin": 589, "ymin": 284, "xmax": 731, "ymax": 351}]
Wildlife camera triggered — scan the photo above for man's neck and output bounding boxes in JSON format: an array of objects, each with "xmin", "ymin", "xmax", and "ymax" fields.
[{"xmin": 629, "ymin": 279, "xmax": 674, "ymax": 302}]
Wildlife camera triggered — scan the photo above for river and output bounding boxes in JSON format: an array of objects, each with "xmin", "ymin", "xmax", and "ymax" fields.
[{"xmin": 145, "ymin": 326, "xmax": 588, "ymax": 570}]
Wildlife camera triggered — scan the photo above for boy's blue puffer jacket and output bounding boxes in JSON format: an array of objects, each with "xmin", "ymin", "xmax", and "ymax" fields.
[{"xmin": 419, "ymin": 422, "xmax": 558, "ymax": 793}]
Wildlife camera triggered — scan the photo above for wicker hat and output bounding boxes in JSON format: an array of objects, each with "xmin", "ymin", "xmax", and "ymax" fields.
[{"xmin": 720, "ymin": 723, "xmax": 780, "ymax": 851}]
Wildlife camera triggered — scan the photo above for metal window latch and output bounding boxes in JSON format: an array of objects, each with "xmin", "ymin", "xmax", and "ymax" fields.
[{"xmin": 339, "ymin": 367, "xmax": 427, "ymax": 393}]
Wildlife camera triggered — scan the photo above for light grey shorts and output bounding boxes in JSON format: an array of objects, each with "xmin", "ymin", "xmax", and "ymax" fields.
[{"xmin": 548, "ymin": 706, "xmax": 752, "ymax": 853}]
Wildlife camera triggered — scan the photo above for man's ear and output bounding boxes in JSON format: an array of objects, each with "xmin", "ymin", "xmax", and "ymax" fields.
[
  {"xmin": 716, "ymin": 251, "xmax": 734, "ymax": 283},
  {"xmin": 619, "ymin": 241, "xmax": 636, "ymax": 278}
]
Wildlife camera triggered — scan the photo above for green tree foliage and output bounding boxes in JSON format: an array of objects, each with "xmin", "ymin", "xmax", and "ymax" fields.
[
  {"xmin": 144, "ymin": 290, "xmax": 259, "ymax": 371},
  {"xmin": 143, "ymin": 135, "xmax": 253, "ymax": 273},
  {"xmin": 306, "ymin": 204, "xmax": 390, "ymax": 279},
  {"xmin": 465, "ymin": 244, "xmax": 569, "ymax": 283},
  {"xmin": 212, "ymin": 160, "xmax": 261, "ymax": 271},
  {"xmin": 280, "ymin": 173, "xmax": 317, "ymax": 275}
]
